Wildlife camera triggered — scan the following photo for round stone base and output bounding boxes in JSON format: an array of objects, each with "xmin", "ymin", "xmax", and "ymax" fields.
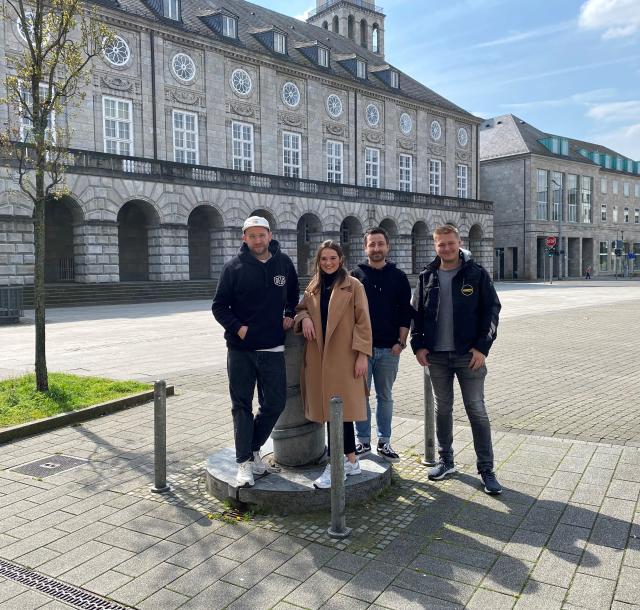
[{"xmin": 205, "ymin": 441, "xmax": 392, "ymax": 514}]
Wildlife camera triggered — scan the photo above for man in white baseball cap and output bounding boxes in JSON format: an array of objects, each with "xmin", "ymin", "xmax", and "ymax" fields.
[{"xmin": 212, "ymin": 215, "xmax": 299, "ymax": 487}]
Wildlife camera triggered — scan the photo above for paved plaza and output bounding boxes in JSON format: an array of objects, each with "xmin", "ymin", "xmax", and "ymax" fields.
[{"xmin": 0, "ymin": 280, "xmax": 639, "ymax": 609}]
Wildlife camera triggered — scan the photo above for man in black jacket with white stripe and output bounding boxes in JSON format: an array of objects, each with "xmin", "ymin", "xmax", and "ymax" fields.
[
  {"xmin": 212, "ymin": 216, "xmax": 299, "ymax": 488},
  {"xmin": 411, "ymin": 224, "xmax": 502, "ymax": 494}
]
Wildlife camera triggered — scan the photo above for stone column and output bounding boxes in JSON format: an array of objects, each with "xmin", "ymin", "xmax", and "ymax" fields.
[
  {"xmin": 74, "ymin": 221, "xmax": 119, "ymax": 283},
  {"xmin": 0, "ymin": 216, "xmax": 34, "ymax": 285},
  {"xmin": 148, "ymin": 224, "xmax": 189, "ymax": 281},
  {"xmin": 272, "ymin": 331, "xmax": 325, "ymax": 467}
]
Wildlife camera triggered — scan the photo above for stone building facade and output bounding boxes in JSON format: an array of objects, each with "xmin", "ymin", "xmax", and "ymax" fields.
[
  {"xmin": 480, "ymin": 115, "xmax": 640, "ymax": 280},
  {"xmin": 0, "ymin": 0, "xmax": 494, "ymax": 289}
]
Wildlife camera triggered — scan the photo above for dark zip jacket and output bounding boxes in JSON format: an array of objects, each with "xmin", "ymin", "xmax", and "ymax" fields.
[
  {"xmin": 410, "ymin": 250, "xmax": 501, "ymax": 356},
  {"xmin": 212, "ymin": 240, "xmax": 299, "ymax": 350},
  {"xmin": 351, "ymin": 261, "xmax": 414, "ymax": 348}
]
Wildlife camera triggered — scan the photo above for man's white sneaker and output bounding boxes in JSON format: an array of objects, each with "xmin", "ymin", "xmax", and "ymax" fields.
[
  {"xmin": 236, "ymin": 460, "xmax": 254, "ymax": 487},
  {"xmin": 344, "ymin": 456, "xmax": 362, "ymax": 476},
  {"xmin": 252, "ymin": 451, "xmax": 267, "ymax": 475},
  {"xmin": 313, "ymin": 463, "xmax": 347, "ymax": 489}
]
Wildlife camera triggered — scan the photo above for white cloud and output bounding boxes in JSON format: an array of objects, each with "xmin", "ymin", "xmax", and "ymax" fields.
[
  {"xmin": 502, "ymin": 89, "xmax": 616, "ymax": 110},
  {"xmin": 587, "ymin": 100, "xmax": 640, "ymax": 121},
  {"xmin": 591, "ymin": 122, "xmax": 640, "ymax": 158},
  {"xmin": 294, "ymin": 7, "xmax": 313, "ymax": 21},
  {"xmin": 578, "ymin": 0, "xmax": 640, "ymax": 39},
  {"xmin": 472, "ymin": 21, "xmax": 574, "ymax": 49}
]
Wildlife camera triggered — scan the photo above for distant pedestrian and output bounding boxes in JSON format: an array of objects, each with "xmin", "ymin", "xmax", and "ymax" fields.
[
  {"xmin": 212, "ymin": 216, "xmax": 299, "ymax": 488},
  {"xmin": 585, "ymin": 265, "xmax": 592, "ymax": 280},
  {"xmin": 411, "ymin": 224, "xmax": 503, "ymax": 494},
  {"xmin": 351, "ymin": 227, "xmax": 413, "ymax": 463},
  {"xmin": 295, "ymin": 240, "xmax": 372, "ymax": 489}
]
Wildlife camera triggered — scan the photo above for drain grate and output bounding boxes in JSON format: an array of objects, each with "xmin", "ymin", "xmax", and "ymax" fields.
[
  {"xmin": 9, "ymin": 455, "xmax": 88, "ymax": 478},
  {"xmin": 0, "ymin": 557, "xmax": 128, "ymax": 609}
]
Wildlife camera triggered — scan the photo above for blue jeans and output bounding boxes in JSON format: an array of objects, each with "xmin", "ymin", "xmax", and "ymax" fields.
[
  {"xmin": 227, "ymin": 349, "xmax": 286, "ymax": 463},
  {"xmin": 428, "ymin": 351, "xmax": 494, "ymax": 473},
  {"xmin": 355, "ymin": 347, "xmax": 400, "ymax": 445}
]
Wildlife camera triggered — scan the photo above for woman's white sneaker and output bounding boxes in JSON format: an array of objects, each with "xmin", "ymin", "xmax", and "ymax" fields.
[
  {"xmin": 236, "ymin": 460, "xmax": 255, "ymax": 487},
  {"xmin": 344, "ymin": 457, "xmax": 361, "ymax": 476}
]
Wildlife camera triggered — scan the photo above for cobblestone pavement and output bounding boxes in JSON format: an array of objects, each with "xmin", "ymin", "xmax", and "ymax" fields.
[{"xmin": 0, "ymin": 280, "xmax": 639, "ymax": 608}]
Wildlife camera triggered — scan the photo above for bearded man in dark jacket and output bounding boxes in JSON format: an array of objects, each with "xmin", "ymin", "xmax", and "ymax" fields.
[
  {"xmin": 411, "ymin": 224, "xmax": 502, "ymax": 494},
  {"xmin": 212, "ymin": 216, "xmax": 299, "ymax": 488}
]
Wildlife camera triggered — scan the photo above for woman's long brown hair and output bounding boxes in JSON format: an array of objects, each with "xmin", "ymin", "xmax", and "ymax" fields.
[{"xmin": 306, "ymin": 240, "xmax": 348, "ymax": 294}]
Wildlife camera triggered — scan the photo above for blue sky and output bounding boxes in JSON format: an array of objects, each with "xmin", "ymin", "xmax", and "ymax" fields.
[{"xmin": 256, "ymin": 0, "xmax": 640, "ymax": 159}]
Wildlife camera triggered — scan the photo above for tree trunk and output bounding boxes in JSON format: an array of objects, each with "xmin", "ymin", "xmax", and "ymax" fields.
[{"xmin": 34, "ymin": 172, "xmax": 48, "ymax": 392}]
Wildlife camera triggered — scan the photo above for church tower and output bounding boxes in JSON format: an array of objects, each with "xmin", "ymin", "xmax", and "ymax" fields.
[{"xmin": 307, "ymin": 0, "xmax": 386, "ymax": 58}]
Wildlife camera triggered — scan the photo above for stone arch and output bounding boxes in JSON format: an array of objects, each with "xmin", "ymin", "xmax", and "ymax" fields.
[
  {"xmin": 44, "ymin": 195, "xmax": 84, "ymax": 283},
  {"xmin": 347, "ymin": 15, "xmax": 355, "ymax": 40},
  {"xmin": 360, "ymin": 18, "xmax": 368, "ymax": 47},
  {"xmin": 340, "ymin": 215, "xmax": 363, "ymax": 270},
  {"xmin": 188, "ymin": 205, "xmax": 224, "ymax": 280},
  {"xmin": 411, "ymin": 221, "xmax": 431, "ymax": 274},
  {"xmin": 117, "ymin": 200, "xmax": 160, "ymax": 281},
  {"xmin": 372, "ymin": 23, "xmax": 380, "ymax": 53},
  {"xmin": 322, "ymin": 20, "xmax": 328, "ymax": 29},
  {"xmin": 379, "ymin": 217, "xmax": 397, "ymax": 238},
  {"xmin": 297, "ymin": 213, "xmax": 323, "ymax": 277},
  {"xmin": 332, "ymin": 15, "xmax": 339, "ymax": 33},
  {"xmin": 250, "ymin": 208, "xmax": 278, "ymax": 233},
  {"xmin": 468, "ymin": 223, "xmax": 489, "ymax": 267}
]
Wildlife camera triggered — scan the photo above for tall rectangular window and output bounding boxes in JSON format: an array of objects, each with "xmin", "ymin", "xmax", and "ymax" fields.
[
  {"xmin": 612, "ymin": 180, "xmax": 619, "ymax": 195},
  {"xmin": 552, "ymin": 171, "xmax": 563, "ymax": 221},
  {"xmin": 103, "ymin": 96, "xmax": 133, "ymax": 156},
  {"xmin": 326, "ymin": 140, "xmax": 343, "ymax": 183},
  {"xmin": 318, "ymin": 47, "xmax": 329, "ymax": 67},
  {"xmin": 390, "ymin": 71, "xmax": 399, "ymax": 88},
  {"xmin": 599, "ymin": 241, "xmax": 608, "ymax": 271},
  {"xmin": 399, "ymin": 154, "xmax": 412, "ymax": 192},
  {"xmin": 274, "ymin": 32, "xmax": 286, "ymax": 54},
  {"xmin": 537, "ymin": 169, "xmax": 548, "ymax": 220},
  {"xmin": 613, "ymin": 206, "xmax": 618, "ymax": 222},
  {"xmin": 282, "ymin": 132, "xmax": 301, "ymax": 178},
  {"xmin": 567, "ymin": 174, "xmax": 578, "ymax": 222},
  {"xmin": 365, "ymin": 147, "xmax": 380, "ymax": 188},
  {"xmin": 624, "ymin": 207, "xmax": 629, "ymax": 223},
  {"xmin": 635, "ymin": 184, "xmax": 640, "ymax": 198},
  {"xmin": 600, "ymin": 178, "xmax": 607, "ymax": 194},
  {"xmin": 222, "ymin": 15, "xmax": 236, "ymax": 38},
  {"xmin": 601, "ymin": 203, "xmax": 607, "ymax": 221},
  {"xmin": 20, "ymin": 83, "xmax": 55, "ymax": 144},
  {"xmin": 232, "ymin": 121, "xmax": 253, "ymax": 172},
  {"xmin": 357, "ymin": 60, "xmax": 366, "ymax": 79},
  {"xmin": 457, "ymin": 164, "xmax": 468, "ymax": 198},
  {"xmin": 163, "ymin": 0, "xmax": 179, "ymax": 20},
  {"xmin": 173, "ymin": 110, "xmax": 198, "ymax": 164},
  {"xmin": 581, "ymin": 176, "xmax": 592, "ymax": 223},
  {"xmin": 635, "ymin": 208, "xmax": 639, "ymax": 223},
  {"xmin": 624, "ymin": 182, "xmax": 630, "ymax": 197},
  {"xmin": 429, "ymin": 159, "xmax": 441, "ymax": 195}
]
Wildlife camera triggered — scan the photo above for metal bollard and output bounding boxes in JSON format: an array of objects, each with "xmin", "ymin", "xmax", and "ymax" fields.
[
  {"xmin": 327, "ymin": 396, "xmax": 351, "ymax": 539},
  {"xmin": 421, "ymin": 367, "xmax": 437, "ymax": 466},
  {"xmin": 151, "ymin": 380, "xmax": 171, "ymax": 494}
]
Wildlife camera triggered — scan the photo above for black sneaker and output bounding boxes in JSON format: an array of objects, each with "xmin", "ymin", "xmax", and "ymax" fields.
[
  {"xmin": 480, "ymin": 470, "xmax": 503, "ymax": 495},
  {"xmin": 377, "ymin": 442, "xmax": 400, "ymax": 463},
  {"xmin": 428, "ymin": 460, "xmax": 456, "ymax": 480},
  {"xmin": 355, "ymin": 442, "xmax": 371, "ymax": 456}
]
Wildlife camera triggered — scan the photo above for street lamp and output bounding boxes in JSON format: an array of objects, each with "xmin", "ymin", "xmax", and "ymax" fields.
[{"xmin": 551, "ymin": 178, "xmax": 563, "ymax": 280}]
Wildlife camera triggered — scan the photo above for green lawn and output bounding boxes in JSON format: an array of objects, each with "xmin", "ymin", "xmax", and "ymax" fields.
[{"xmin": 0, "ymin": 373, "xmax": 151, "ymax": 428}]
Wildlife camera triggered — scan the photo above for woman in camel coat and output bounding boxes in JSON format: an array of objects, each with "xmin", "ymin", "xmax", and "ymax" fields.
[{"xmin": 294, "ymin": 240, "xmax": 372, "ymax": 488}]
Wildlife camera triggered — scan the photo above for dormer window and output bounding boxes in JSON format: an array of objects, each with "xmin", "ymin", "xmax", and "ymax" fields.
[
  {"xmin": 274, "ymin": 32, "xmax": 286, "ymax": 54},
  {"xmin": 223, "ymin": 14, "xmax": 237, "ymax": 38},
  {"xmin": 390, "ymin": 70, "xmax": 399, "ymax": 88},
  {"xmin": 356, "ymin": 59, "xmax": 366, "ymax": 79},
  {"xmin": 318, "ymin": 46, "xmax": 329, "ymax": 67},
  {"xmin": 163, "ymin": 0, "xmax": 180, "ymax": 20}
]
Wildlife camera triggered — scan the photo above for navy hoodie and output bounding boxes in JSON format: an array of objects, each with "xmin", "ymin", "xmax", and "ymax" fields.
[{"xmin": 212, "ymin": 240, "xmax": 299, "ymax": 350}]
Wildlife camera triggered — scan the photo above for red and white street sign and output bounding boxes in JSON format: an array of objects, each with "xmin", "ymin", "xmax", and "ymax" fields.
[{"xmin": 545, "ymin": 236, "xmax": 557, "ymax": 248}]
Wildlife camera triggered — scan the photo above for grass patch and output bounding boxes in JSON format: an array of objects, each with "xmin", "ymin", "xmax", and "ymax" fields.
[{"xmin": 0, "ymin": 373, "xmax": 151, "ymax": 428}]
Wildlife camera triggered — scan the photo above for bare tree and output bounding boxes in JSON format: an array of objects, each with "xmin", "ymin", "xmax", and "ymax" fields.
[{"xmin": 1, "ymin": 0, "xmax": 112, "ymax": 391}]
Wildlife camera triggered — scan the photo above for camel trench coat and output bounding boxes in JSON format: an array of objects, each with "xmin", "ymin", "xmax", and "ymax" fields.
[{"xmin": 294, "ymin": 275, "xmax": 373, "ymax": 423}]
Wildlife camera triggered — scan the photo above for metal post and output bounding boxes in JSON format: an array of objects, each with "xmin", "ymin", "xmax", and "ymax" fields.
[
  {"xmin": 421, "ymin": 367, "xmax": 437, "ymax": 466},
  {"xmin": 151, "ymin": 380, "xmax": 170, "ymax": 494},
  {"xmin": 327, "ymin": 396, "xmax": 351, "ymax": 539},
  {"xmin": 549, "ymin": 253, "xmax": 553, "ymax": 285}
]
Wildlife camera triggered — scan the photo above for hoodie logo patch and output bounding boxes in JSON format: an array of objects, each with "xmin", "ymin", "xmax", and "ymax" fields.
[
  {"xmin": 461, "ymin": 284, "xmax": 474, "ymax": 296},
  {"xmin": 274, "ymin": 275, "xmax": 286, "ymax": 287}
]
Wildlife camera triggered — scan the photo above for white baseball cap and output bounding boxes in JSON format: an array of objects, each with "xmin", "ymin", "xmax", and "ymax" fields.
[{"xmin": 242, "ymin": 216, "xmax": 270, "ymax": 232}]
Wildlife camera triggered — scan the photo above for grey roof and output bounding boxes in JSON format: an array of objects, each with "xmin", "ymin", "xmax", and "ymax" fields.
[
  {"xmin": 100, "ymin": 0, "xmax": 475, "ymax": 119},
  {"xmin": 480, "ymin": 114, "xmax": 637, "ymax": 167}
]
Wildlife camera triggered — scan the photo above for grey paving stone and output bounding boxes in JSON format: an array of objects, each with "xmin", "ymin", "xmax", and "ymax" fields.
[
  {"xmin": 571, "ymin": 484, "xmax": 607, "ymax": 506},
  {"xmin": 168, "ymin": 553, "xmax": 239, "ymax": 596},
  {"xmin": 374, "ymin": 585, "xmax": 463, "ymax": 610},
  {"xmin": 216, "ymin": 529, "xmax": 281, "ymax": 563},
  {"xmin": 410, "ymin": 554, "xmax": 487, "ymax": 586},
  {"xmin": 318, "ymin": 593, "xmax": 370, "ymax": 610},
  {"xmin": 95, "ymin": 527, "xmax": 161, "ymax": 553},
  {"xmin": 58, "ymin": 546, "xmax": 135, "ymax": 586},
  {"xmin": 392, "ymin": 567, "xmax": 475, "ymax": 606},
  {"xmin": 589, "ymin": 516, "xmax": 631, "ymax": 549},
  {"xmin": 324, "ymin": 550, "xmax": 370, "ymax": 575},
  {"xmin": 47, "ymin": 522, "xmax": 115, "ymax": 554},
  {"xmin": 547, "ymin": 523, "xmax": 590, "ymax": 556},
  {"xmin": 0, "ymin": 579, "xmax": 30, "ymax": 603},
  {"xmin": 530, "ymin": 549, "xmax": 579, "ymax": 588},
  {"xmin": 0, "ymin": 589, "xmax": 53, "ymax": 609},
  {"xmin": 513, "ymin": 580, "xmax": 567, "ymax": 610},
  {"xmin": 520, "ymin": 505, "xmax": 563, "ymax": 534},
  {"xmin": 466, "ymin": 587, "xmax": 516, "ymax": 610},
  {"xmin": 138, "ymin": 587, "xmax": 190, "ymax": 610},
  {"xmin": 16, "ymin": 546, "xmax": 60, "ymax": 569},
  {"xmin": 38, "ymin": 540, "xmax": 111, "ymax": 577},
  {"xmin": 83, "ymin": 569, "xmax": 133, "ymax": 596},
  {"xmin": 337, "ymin": 559, "xmax": 403, "ymax": 603},
  {"xmin": 40, "ymin": 601, "xmax": 78, "ymax": 609},
  {"xmin": 222, "ymin": 549, "xmax": 289, "ymax": 589},
  {"xmin": 599, "ymin": 497, "xmax": 637, "ymax": 520},
  {"xmin": 56, "ymin": 505, "xmax": 119, "ymax": 533},
  {"xmin": 548, "ymin": 471, "xmax": 583, "ymax": 491},
  {"xmin": 166, "ymin": 519, "xmax": 223, "ymax": 546},
  {"xmin": 276, "ymin": 543, "xmax": 338, "ymax": 580},
  {"xmin": 0, "ymin": 528, "xmax": 67, "ymax": 561},
  {"xmin": 2, "ymin": 511, "xmax": 71, "ymax": 540},
  {"xmin": 226, "ymin": 573, "xmax": 299, "ymax": 610},
  {"xmin": 120, "ymin": 515, "xmax": 186, "ymax": 539},
  {"xmin": 372, "ymin": 534, "xmax": 424, "ymax": 566},
  {"xmin": 581, "ymin": 467, "xmax": 615, "ymax": 486},
  {"xmin": 615, "ymin": 566, "xmax": 640, "ymax": 605},
  {"xmin": 144, "ymin": 504, "xmax": 204, "ymax": 526},
  {"xmin": 167, "ymin": 533, "xmax": 234, "ymax": 569},
  {"xmin": 566, "ymin": 572, "xmax": 616, "ymax": 610},
  {"xmin": 266, "ymin": 534, "xmax": 309, "ymax": 557},
  {"xmin": 284, "ymin": 566, "xmax": 352, "ymax": 609},
  {"xmin": 482, "ymin": 555, "xmax": 533, "ymax": 595},
  {"xmin": 100, "ymin": 499, "xmax": 160, "ymax": 527},
  {"xmin": 606, "ymin": 480, "xmax": 640, "ymax": 502},
  {"xmin": 560, "ymin": 503, "xmax": 599, "ymax": 529},
  {"xmin": 578, "ymin": 543, "xmax": 624, "ymax": 580},
  {"xmin": 63, "ymin": 491, "xmax": 123, "ymax": 516},
  {"xmin": 503, "ymin": 529, "xmax": 549, "ymax": 562},
  {"xmin": 180, "ymin": 580, "xmax": 245, "ymax": 610},
  {"xmin": 421, "ymin": 540, "xmax": 498, "ymax": 569},
  {"xmin": 116, "ymin": 539, "xmax": 185, "ymax": 577},
  {"xmin": 615, "ymin": 463, "xmax": 640, "ymax": 483},
  {"xmin": 109, "ymin": 561, "xmax": 187, "ymax": 606}
]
